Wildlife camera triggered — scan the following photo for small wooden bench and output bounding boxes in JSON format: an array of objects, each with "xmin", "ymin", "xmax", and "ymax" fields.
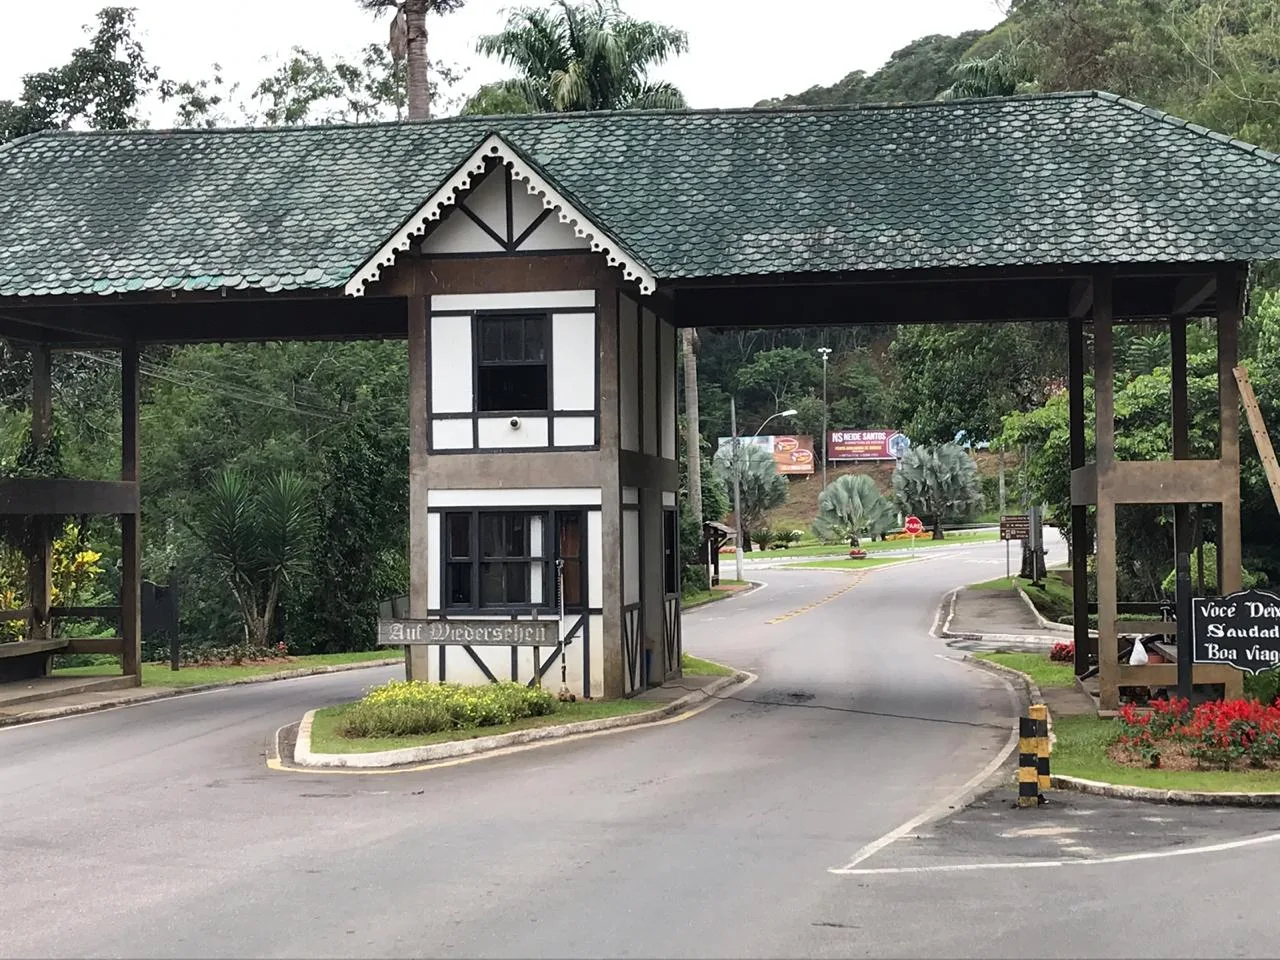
[{"xmin": 0, "ymin": 637, "xmax": 70, "ymax": 682}]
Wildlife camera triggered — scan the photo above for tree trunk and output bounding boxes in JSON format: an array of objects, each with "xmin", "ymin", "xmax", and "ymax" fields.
[
  {"xmin": 404, "ymin": 0, "xmax": 431, "ymax": 120},
  {"xmin": 682, "ymin": 328, "xmax": 702, "ymax": 525}
]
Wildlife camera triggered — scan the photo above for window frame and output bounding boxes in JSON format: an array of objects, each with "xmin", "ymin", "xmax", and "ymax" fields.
[
  {"xmin": 472, "ymin": 310, "xmax": 553, "ymax": 415},
  {"xmin": 438, "ymin": 507, "xmax": 589, "ymax": 615}
]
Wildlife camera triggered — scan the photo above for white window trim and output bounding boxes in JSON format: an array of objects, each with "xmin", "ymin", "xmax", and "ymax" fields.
[
  {"xmin": 428, "ymin": 488, "xmax": 602, "ymax": 507},
  {"xmin": 344, "ymin": 134, "xmax": 657, "ymax": 297}
]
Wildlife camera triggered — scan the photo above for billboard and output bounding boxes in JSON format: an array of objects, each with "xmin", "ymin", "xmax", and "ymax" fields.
[
  {"xmin": 717, "ymin": 435, "xmax": 815, "ymax": 475},
  {"xmin": 827, "ymin": 429, "xmax": 911, "ymax": 462}
]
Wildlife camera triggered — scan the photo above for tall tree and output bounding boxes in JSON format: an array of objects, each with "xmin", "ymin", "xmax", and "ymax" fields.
[
  {"xmin": 463, "ymin": 0, "xmax": 688, "ymax": 114},
  {"xmin": 0, "ymin": 7, "xmax": 158, "ymax": 143},
  {"xmin": 357, "ymin": 0, "xmax": 466, "ymax": 119},
  {"xmin": 682, "ymin": 329, "xmax": 703, "ymax": 526},
  {"xmin": 712, "ymin": 443, "xmax": 788, "ymax": 551},
  {"xmin": 813, "ymin": 474, "xmax": 897, "ymax": 547},
  {"xmin": 938, "ymin": 47, "xmax": 1038, "ymax": 99}
]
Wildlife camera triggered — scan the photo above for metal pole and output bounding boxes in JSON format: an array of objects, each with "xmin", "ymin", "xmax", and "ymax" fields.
[
  {"xmin": 1006, "ymin": 538, "xmax": 1010, "ymax": 582},
  {"xmin": 819, "ymin": 346, "xmax": 831, "ymax": 491},
  {"xmin": 556, "ymin": 558, "xmax": 570, "ymax": 700},
  {"xmin": 731, "ymin": 396, "xmax": 744, "ymax": 583}
]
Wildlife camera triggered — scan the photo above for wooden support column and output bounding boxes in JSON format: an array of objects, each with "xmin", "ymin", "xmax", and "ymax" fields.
[
  {"xmin": 1171, "ymin": 316, "xmax": 1195, "ymax": 697},
  {"xmin": 120, "ymin": 342, "xmax": 142, "ymax": 682},
  {"xmin": 406, "ymin": 295, "xmax": 431, "ymax": 682},
  {"xmin": 1217, "ymin": 265, "xmax": 1245, "ymax": 699},
  {"xmin": 1068, "ymin": 312, "xmax": 1092, "ymax": 677},
  {"xmin": 27, "ymin": 346, "xmax": 53, "ymax": 645},
  {"xmin": 1093, "ymin": 272, "xmax": 1121, "ymax": 712}
]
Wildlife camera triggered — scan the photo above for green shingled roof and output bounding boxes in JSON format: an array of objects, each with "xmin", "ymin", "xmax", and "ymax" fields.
[{"xmin": 2, "ymin": 91, "xmax": 1279, "ymax": 300}]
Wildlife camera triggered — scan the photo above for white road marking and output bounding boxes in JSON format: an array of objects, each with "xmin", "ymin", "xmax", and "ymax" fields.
[
  {"xmin": 831, "ymin": 829, "xmax": 1280, "ymax": 876},
  {"xmin": 828, "ymin": 655, "xmax": 1021, "ymax": 873}
]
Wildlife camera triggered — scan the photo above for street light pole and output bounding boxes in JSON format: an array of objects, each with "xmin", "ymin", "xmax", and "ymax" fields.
[
  {"xmin": 730, "ymin": 396, "xmax": 744, "ymax": 582},
  {"xmin": 818, "ymin": 346, "xmax": 831, "ymax": 490}
]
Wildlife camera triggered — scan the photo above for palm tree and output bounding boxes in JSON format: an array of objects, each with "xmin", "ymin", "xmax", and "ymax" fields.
[
  {"xmin": 463, "ymin": 0, "xmax": 688, "ymax": 115},
  {"xmin": 712, "ymin": 443, "xmax": 788, "ymax": 552},
  {"xmin": 357, "ymin": 0, "xmax": 466, "ymax": 119},
  {"xmin": 813, "ymin": 474, "xmax": 897, "ymax": 548},
  {"xmin": 891, "ymin": 444, "xmax": 984, "ymax": 539}
]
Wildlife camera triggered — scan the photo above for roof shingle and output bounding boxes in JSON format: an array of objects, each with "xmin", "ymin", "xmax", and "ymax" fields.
[{"xmin": 1, "ymin": 91, "xmax": 1278, "ymax": 299}]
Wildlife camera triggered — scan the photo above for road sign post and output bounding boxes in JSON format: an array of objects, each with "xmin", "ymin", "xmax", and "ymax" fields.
[
  {"xmin": 999, "ymin": 514, "xmax": 1030, "ymax": 582},
  {"xmin": 904, "ymin": 515, "xmax": 924, "ymax": 558}
]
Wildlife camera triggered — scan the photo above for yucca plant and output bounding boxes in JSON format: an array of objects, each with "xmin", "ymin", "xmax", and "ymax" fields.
[
  {"xmin": 191, "ymin": 468, "xmax": 316, "ymax": 650},
  {"xmin": 812, "ymin": 474, "xmax": 896, "ymax": 548}
]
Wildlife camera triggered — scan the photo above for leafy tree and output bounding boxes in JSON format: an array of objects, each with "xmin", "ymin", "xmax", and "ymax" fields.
[
  {"xmin": 713, "ymin": 443, "xmax": 788, "ymax": 551},
  {"xmin": 463, "ymin": 0, "xmax": 688, "ymax": 114},
  {"xmin": 189, "ymin": 469, "xmax": 317, "ymax": 650},
  {"xmin": 682, "ymin": 329, "xmax": 703, "ymax": 531},
  {"xmin": 735, "ymin": 347, "xmax": 819, "ymax": 413},
  {"xmin": 938, "ymin": 47, "xmax": 1038, "ymax": 99},
  {"xmin": 891, "ymin": 444, "xmax": 983, "ymax": 539},
  {"xmin": 0, "ymin": 7, "xmax": 158, "ymax": 143},
  {"xmin": 813, "ymin": 474, "xmax": 897, "ymax": 547},
  {"xmin": 357, "ymin": 0, "xmax": 466, "ymax": 120}
]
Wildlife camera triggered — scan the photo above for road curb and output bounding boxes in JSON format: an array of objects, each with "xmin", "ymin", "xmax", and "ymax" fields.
[
  {"xmin": 683, "ymin": 578, "xmax": 765, "ymax": 610},
  {"xmin": 0, "ymin": 658, "xmax": 402, "ymax": 729},
  {"xmin": 931, "ymin": 586, "xmax": 1060, "ymax": 648},
  {"xmin": 292, "ymin": 669, "xmax": 753, "ymax": 769},
  {"xmin": 1013, "ymin": 583, "xmax": 1075, "ymax": 635},
  {"xmin": 1050, "ymin": 774, "xmax": 1280, "ymax": 807}
]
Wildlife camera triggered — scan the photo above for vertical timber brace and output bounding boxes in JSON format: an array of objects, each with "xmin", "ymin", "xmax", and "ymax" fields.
[
  {"xmin": 27, "ymin": 346, "xmax": 53, "ymax": 644},
  {"xmin": 1171, "ymin": 315, "xmax": 1194, "ymax": 697},
  {"xmin": 1067, "ymin": 311, "xmax": 1091, "ymax": 676},
  {"xmin": 1093, "ymin": 271, "xmax": 1120, "ymax": 712},
  {"xmin": 1217, "ymin": 265, "xmax": 1246, "ymax": 701},
  {"xmin": 407, "ymin": 295, "xmax": 431, "ymax": 682},
  {"xmin": 120, "ymin": 342, "xmax": 142, "ymax": 682}
]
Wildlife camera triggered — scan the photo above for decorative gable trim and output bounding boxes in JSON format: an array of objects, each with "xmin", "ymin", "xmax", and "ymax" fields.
[{"xmin": 344, "ymin": 133, "xmax": 657, "ymax": 296}]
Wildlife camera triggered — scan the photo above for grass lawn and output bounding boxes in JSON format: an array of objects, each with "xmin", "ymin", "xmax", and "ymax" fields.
[
  {"xmin": 682, "ymin": 579, "xmax": 748, "ymax": 609},
  {"xmin": 53, "ymin": 650, "xmax": 397, "ymax": 688},
  {"xmin": 975, "ymin": 652, "xmax": 1076, "ymax": 688},
  {"xmin": 752, "ymin": 530, "xmax": 997, "ymax": 559},
  {"xmin": 1052, "ymin": 714, "xmax": 1280, "ymax": 793},
  {"xmin": 309, "ymin": 697, "xmax": 659, "ymax": 754},
  {"xmin": 681, "ymin": 653, "xmax": 735, "ymax": 677},
  {"xmin": 789, "ymin": 556, "xmax": 906, "ymax": 570}
]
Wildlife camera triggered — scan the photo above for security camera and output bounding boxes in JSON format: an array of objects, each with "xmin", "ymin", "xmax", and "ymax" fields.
[{"xmin": 509, "ymin": 416, "xmax": 521, "ymax": 429}]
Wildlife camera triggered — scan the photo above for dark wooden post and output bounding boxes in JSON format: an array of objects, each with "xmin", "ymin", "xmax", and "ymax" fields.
[
  {"xmin": 120, "ymin": 343, "xmax": 142, "ymax": 682},
  {"xmin": 1093, "ymin": 272, "xmax": 1120, "ymax": 711},
  {"xmin": 27, "ymin": 346, "xmax": 53, "ymax": 644},
  {"xmin": 1171, "ymin": 316, "xmax": 1194, "ymax": 698},
  {"xmin": 406, "ymin": 295, "xmax": 430, "ymax": 682},
  {"xmin": 1068, "ymin": 312, "xmax": 1091, "ymax": 677},
  {"xmin": 1217, "ymin": 266, "xmax": 1245, "ymax": 700}
]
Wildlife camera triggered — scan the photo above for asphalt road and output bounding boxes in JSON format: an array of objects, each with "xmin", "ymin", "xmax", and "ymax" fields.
[{"xmin": 4, "ymin": 536, "xmax": 1279, "ymax": 958}]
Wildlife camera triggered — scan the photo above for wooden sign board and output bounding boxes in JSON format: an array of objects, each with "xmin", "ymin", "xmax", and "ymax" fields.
[
  {"xmin": 1192, "ymin": 589, "xmax": 1280, "ymax": 675},
  {"xmin": 1000, "ymin": 515, "xmax": 1030, "ymax": 541},
  {"xmin": 377, "ymin": 618, "xmax": 559, "ymax": 647}
]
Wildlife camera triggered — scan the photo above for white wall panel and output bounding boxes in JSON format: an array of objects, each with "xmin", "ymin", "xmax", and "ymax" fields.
[
  {"xmin": 426, "ymin": 513, "xmax": 441, "ymax": 610},
  {"xmin": 588, "ymin": 613, "xmax": 605, "ymax": 696},
  {"xmin": 660, "ymin": 319, "xmax": 677, "ymax": 460},
  {"xmin": 464, "ymin": 167, "xmax": 509, "ymax": 239},
  {"xmin": 588, "ymin": 510, "xmax": 603, "ymax": 608},
  {"xmin": 432, "ymin": 290, "xmax": 595, "ymax": 312},
  {"xmin": 622, "ymin": 486, "xmax": 639, "ymax": 505},
  {"xmin": 477, "ymin": 416, "xmax": 548, "ymax": 448},
  {"xmin": 553, "ymin": 416, "xmax": 595, "ymax": 447},
  {"xmin": 431, "ymin": 419, "xmax": 473, "ymax": 450},
  {"xmin": 623, "ymin": 507, "xmax": 641, "ymax": 605},
  {"xmin": 641, "ymin": 308, "xmax": 657, "ymax": 456},
  {"xmin": 518, "ymin": 213, "xmax": 589, "ymax": 251},
  {"xmin": 430, "ymin": 314, "xmax": 473, "ymax": 413},
  {"xmin": 662, "ymin": 491, "xmax": 677, "ymax": 507},
  {"xmin": 428, "ymin": 488, "xmax": 602, "ymax": 507},
  {"xmin": 421, "ymin": 209, "xmax": 506, "ymax": 255},
  {"xmin": 510, "ymin": 179, "xmax": 547, "ymax": 239},
  {"xmin": 619, "ymin": 295, "xmax": 640, "ymax": 451},
  {"xmin": 552, "ymin": 312, "xmax": 596, "ymax": 411}
]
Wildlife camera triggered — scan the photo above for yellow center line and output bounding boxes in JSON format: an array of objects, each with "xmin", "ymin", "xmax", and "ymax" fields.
[{"xmin": 766, "ymin": 571, "xmax": 869, "ymax": 624}]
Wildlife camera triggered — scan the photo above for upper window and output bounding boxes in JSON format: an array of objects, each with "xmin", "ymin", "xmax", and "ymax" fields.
[{"xmin": 476, "ymin": 313, "xmax": 548, "ymax": 412}]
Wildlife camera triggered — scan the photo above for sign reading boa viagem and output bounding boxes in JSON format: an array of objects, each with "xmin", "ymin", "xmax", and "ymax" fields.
[
  {"xmin": 827, "ymin": 429, "xmax": 911, "ymax": 462},
  {"xmin": 1192, "ymin": 589, "xmax": 1280, "ymax": 674}
]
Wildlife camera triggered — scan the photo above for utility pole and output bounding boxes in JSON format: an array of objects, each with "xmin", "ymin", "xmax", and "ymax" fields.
[
  {"xmin": 730, "ymin": 396, "xmax": 744, "ymax": 582},
  {"xmin": 818, "ymin": 346, "xmax": 832, "ymax": 490}
]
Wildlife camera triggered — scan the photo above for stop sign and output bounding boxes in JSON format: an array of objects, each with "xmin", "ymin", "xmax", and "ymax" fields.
[{"xmin": 904, "ymin": 515, "xmax": 924, "ymax": 535}]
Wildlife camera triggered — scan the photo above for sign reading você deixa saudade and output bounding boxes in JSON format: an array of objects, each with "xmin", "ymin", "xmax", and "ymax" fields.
[
  {"xmin": 377, "ymin": 619, "xmax": 559, "ymax": 646},
  {"xmin": 1192, "ymin": 589, "xmax": 1280, "ymax": 674}
]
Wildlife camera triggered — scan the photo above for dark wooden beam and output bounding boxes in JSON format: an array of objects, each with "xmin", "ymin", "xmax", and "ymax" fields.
[
  {"xmin": 28, "ymin": 347, "xmax": 53, "ymax": 641},
  {"xmin": 1068, "ymin": 313, "xmax": 1093, "ymax": 673},
  {"xmin": 0, "ymin": 479, "xmax": 139, "ymax": 515},
  {"xmin": 1068, "ymin": 279, "xmax": 1093, "ymax": 319},
  {"xmin": 7, "ymin": 306, "xmax": 129, "ymax": 342},
  {"xmin": 1172, "ymin": 275, "xmax": 1216, "ymax": 316},
  {"xmin": 121, "ymin": 341, "xmax": 142, "ymax": 682}
]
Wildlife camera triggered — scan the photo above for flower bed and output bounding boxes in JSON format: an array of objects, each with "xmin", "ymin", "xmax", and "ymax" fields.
[
  {"xmin": 337, "ymin": 680, "xmax": 559, "ymax": 738},
  {"xmin": 1115, "ymin": 697, "xmax": 1280, "ymax": 771}
]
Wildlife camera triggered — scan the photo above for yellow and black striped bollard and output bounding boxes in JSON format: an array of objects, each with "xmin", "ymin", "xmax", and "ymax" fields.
[
  {"xmin": 1030, "ymin": 703, "xmax": 1051, "ymax": 795},
  {"xmin": 1017, "ymin": 704, "xmax": 1050, "ymax": 807}
]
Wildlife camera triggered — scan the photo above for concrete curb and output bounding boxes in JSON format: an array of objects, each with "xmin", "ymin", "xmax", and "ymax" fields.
[
  {"xmin": 931, "ymin": 586, "xmax": 1060, "ymax": 648},
  {"xmin": 683, "ymin": 578, "xmax": 765, "ymax": 610},
  {"xmin": 963, "ymin": 656, "xmax": 1280, "ymax": 807},
  {"xmin": 292, "ymin": 669, "xmax": 753, "ymax": 769},
  {"xmin": 0, "ymin": 658, "xmax": 402, "ymax": 729},
  {"xmin": 1013, "ymin": 583, "xmax": 1074, "ymax": 635}
]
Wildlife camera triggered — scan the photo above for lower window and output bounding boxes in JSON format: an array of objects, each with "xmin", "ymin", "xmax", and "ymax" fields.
[{"xmin": 442, "ymin": 509, "xmax": 587, "ymax": 612}]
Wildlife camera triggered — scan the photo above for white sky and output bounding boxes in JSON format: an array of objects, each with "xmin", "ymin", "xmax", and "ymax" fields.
[{"xmin": 0, "ymin": 0, "xmax": 1008, "ymax": 117}]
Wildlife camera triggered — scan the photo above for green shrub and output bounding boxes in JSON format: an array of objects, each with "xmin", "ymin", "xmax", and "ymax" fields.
[
  {"xmin": 337, "ymin": 680, "xmax": 558, "ymax": 738},
  {"xmin": 1160, "ymin": 543, "xmax": 1263, "ymax": 596},
  {"xmin": 681, "ymin": 563, "xmax": 709, "ymax": 593},
  {"xmin": 1246, "ymin": 668, "xmax": 1280, "ymax": 705}
]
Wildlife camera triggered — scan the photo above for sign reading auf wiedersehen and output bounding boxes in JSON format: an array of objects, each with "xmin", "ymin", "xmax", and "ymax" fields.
[
  {"xmin": 1000, "ymin": 515, "xmax": 1030, "ymax": 541},
  {"xmin": 377, "ymin": 618, "xmax": 559, "ymax": 647},
  {"xmin": 1192, "ymin": 589, "xmax": 1280, "ymax": 674}
]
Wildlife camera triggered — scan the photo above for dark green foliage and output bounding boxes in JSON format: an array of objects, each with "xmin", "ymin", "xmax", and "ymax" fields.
[{"xmin": 891, "ymin": 444, "xmax": 984, "ymax": 538}]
